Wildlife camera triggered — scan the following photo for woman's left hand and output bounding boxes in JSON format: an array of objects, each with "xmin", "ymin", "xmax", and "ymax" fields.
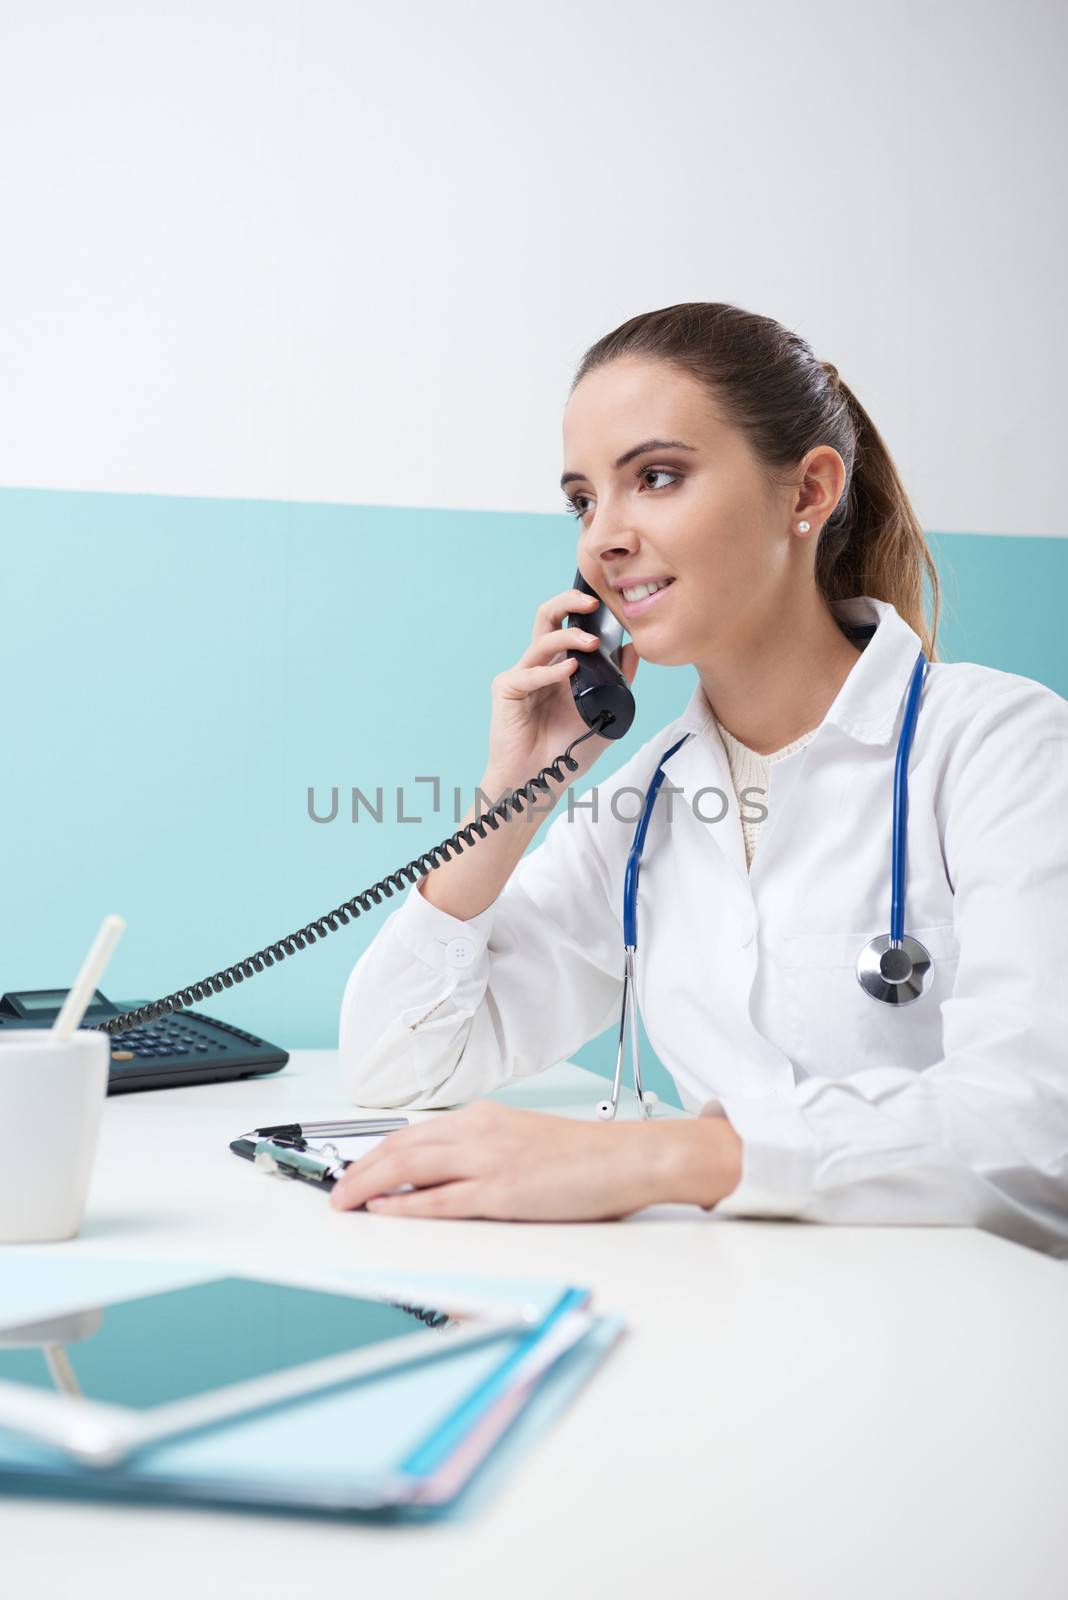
[{"xmin": 328, "ymin": 1101, "xmax": 743, "ymax": 1222}]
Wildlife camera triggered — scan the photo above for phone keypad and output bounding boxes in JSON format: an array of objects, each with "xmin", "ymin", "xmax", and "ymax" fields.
[{"xmin": 108, "ymin": 1018, "xmax": 225, "ymax": 1059}]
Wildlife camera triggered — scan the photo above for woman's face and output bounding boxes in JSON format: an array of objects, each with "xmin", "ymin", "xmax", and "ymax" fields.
[{"xmin": 561, "ymin": 357, "xmax": 830, "ymax": 666}]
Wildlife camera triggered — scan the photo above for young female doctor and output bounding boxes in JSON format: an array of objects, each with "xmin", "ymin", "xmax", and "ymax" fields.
[{"xmin": 332, "ymin": 301, "xmax": 1068, "ymax": 1257}]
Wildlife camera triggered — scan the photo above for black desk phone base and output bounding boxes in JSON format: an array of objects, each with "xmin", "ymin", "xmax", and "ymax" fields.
[{"xmin": 0, "ymin": 990, "xmax": 288, "ymax": 1094}]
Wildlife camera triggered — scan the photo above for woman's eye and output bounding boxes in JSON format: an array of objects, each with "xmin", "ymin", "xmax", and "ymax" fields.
[
  {"xmin": 642, "ymin": 468, "xmax": 679, "ymax": 492},
  {"xmin": 561, "ymin": 467, "xmax": 680, "ymax": 521}
]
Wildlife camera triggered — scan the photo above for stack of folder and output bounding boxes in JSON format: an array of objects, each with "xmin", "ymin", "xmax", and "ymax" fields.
[{"xmin": 0, "ymin": 1254, "xmax": 622, "ymax": 1518}]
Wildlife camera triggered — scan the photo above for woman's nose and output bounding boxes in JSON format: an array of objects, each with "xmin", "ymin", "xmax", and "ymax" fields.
[{"xmin": 581, "ymin": 519, "xmax": 639, "ymax": 565}]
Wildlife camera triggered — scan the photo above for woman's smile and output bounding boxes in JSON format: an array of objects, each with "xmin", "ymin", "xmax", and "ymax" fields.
[{"xmin": 620, "ymin": 577, "xmax": 676, "ymax": 619}]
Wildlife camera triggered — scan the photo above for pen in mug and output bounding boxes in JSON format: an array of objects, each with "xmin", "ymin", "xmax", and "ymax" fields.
[{"xmin": 53, "ymin": 915, "xmax": 127, "ymax": 1042}]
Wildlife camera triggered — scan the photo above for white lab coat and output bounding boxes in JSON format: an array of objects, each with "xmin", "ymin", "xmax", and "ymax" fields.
[{"xmin": 339, "ymin": 596, "xmax": 1068, "ymax": 1256}]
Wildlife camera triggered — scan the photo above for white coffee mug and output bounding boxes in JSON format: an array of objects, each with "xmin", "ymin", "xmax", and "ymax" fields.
[{"xmin": 0, "ymin": 1030, "xmax": 110, "ymax": 1243}]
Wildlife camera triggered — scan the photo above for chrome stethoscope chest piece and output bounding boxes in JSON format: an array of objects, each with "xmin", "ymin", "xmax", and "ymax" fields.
[{"xmin": 856, "ymin": 933, "xmax": 933, "ymax": 1005}]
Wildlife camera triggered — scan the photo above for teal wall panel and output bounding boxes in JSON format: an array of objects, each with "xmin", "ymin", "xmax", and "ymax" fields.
[
  {"xmin": 928, "ymin": 530, "xmax": 1068, "ymax": 690},
  {"xmin": 1, "ymin": 491, "xmax": 1064, "ymax": 1110}
]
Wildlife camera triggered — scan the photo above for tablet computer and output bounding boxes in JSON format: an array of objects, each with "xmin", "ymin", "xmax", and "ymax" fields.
[{"xmin": 0, "ymin": 1266, "xmax": 536, "ymax": 1467}]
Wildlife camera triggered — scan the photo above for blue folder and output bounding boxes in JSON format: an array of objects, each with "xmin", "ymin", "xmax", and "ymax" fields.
[{"xmin": 0, "ymin": 1254, "xmax": 623, "ymax": 1518}]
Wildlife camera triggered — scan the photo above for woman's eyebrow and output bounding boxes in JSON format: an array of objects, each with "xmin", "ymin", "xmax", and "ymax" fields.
[{"xmin": 560, "ymin": 438, "xmax": 697, "ymax": 491}]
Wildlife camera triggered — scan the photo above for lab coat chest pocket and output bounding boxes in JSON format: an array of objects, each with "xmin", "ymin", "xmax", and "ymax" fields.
[{"xmin": 775, "ymin": 924, "xmax": 961, "ymax": 1079}]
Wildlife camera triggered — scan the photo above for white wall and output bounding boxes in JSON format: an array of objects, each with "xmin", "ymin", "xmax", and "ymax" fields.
[{"xmin": 1, "ymin": 0, "xmax": 1064, "ymax": 536}]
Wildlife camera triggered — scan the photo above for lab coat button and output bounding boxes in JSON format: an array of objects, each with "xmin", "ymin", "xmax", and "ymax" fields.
[{"xmin": 444, "ymin": 937, "xmax": 477, "ymax": 969}]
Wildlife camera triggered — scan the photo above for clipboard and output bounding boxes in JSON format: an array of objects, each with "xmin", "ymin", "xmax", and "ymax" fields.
[{"xmin": 229, "ymin": 1117, "xmax": 407, "ymax": 1191}]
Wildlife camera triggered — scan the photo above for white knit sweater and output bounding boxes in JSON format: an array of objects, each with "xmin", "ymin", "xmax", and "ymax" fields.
[{"xmin": 713, "ymin": 716, "xmax": 819, "ymax": 869}]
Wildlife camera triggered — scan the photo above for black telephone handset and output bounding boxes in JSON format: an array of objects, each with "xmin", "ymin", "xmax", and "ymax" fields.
[
  {"xmin": 566, "ymin": 570, "xmax": 636, "ymax": 741},
  {"xmin": 47, "ymin": 571, "xmax": 638, "ymax": 1049}
]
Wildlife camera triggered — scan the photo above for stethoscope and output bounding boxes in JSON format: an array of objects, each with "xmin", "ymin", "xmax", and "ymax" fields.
[{"xmin": 597, "ymin": 649, "xmax": 931, "ymax": 1120}]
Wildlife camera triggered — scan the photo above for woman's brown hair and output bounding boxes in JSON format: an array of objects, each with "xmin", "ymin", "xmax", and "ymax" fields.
[{"xmin": 570, "ymin": 302, "xmax": 940, "ymax": 660}]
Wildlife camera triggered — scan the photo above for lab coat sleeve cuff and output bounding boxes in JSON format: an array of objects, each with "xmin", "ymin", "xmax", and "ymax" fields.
[
  {"xmin": 389, "ymin": 877, "xmax": 498, "ymax": 972},
  {"xmin": 698, "ymin": 1094, "xmax": 819, "ymax": 1218}
]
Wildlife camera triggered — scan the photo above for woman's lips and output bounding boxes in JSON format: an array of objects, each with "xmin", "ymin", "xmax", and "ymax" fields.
[{"xmin": 620, "ymin": 580, "xmax": 675, "ymax": 619}]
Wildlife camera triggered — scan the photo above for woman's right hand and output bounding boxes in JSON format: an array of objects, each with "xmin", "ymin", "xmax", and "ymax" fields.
[{"xmin": 484, "ymin": 584, "xmax": 640, "ymax": 792}]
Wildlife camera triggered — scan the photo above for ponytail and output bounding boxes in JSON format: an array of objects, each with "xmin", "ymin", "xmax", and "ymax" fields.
[{"xmin": 817, "ymin": 364, "xmax": 940, "ymax": 659}]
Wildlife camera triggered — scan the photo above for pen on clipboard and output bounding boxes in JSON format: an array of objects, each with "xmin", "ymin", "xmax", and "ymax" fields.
[{"xmin": 250, "ymin": 1118, "xmax": 409, "ymax": 1141}]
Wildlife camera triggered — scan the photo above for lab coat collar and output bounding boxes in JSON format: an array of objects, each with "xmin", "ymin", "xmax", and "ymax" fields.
[{"xmin": 671, "ymin": 595, "xmax": 924, "ymax": 748}]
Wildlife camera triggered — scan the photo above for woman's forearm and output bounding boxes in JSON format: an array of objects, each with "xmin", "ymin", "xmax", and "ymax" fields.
[
  {"xmin": 417, "ymin": 767, "xmax": 550, "ymax": 922},
  {"xmin": 645, "ymin": 1117, "xmax": 744, "ymax": 1209}
]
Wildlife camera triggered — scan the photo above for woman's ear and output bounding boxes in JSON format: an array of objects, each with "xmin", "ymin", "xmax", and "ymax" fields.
[{"xmin": 795, "ymin": 444, "xmax": 847, "ymax": 527}]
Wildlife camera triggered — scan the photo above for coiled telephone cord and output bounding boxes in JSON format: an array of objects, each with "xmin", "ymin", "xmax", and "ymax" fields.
[{"xmin": 95, "ymin": 711, "xmax": 614, "ymax": 1036}]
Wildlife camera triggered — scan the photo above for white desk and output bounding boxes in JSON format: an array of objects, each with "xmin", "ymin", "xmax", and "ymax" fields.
[{"xmin": 3, "ymin": 1050, "xmax": 1067, "ymax": 1600}]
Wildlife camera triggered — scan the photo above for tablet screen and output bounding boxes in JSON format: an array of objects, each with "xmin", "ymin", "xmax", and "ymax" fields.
[{"xmin": 0, "ymin": 1276, "xmax": 450, "ymax": 1410}]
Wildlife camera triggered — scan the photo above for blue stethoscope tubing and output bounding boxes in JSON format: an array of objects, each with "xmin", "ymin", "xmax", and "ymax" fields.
[
  {"xmin": 856, "ymin": 649, "xmax": 932, "ymax": 1004},
  {"xmin": 597, "ymin": 649, "xmax": 931, "ymax": 1121},
  {"xmin": 891, "ymin": 650, "xmax": 928, "ymax": 943}
]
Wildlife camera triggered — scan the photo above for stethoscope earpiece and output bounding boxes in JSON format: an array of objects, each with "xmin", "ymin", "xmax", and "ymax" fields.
[{"xmin": 595, "ymin": 1090, "xmax": 659, "ymax": 1122}]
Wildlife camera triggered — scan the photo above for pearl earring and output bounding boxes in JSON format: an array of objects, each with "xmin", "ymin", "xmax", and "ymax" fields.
[{"xmin": 797, "ymin": 521, "xmax": 811, "ymax": 533}]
